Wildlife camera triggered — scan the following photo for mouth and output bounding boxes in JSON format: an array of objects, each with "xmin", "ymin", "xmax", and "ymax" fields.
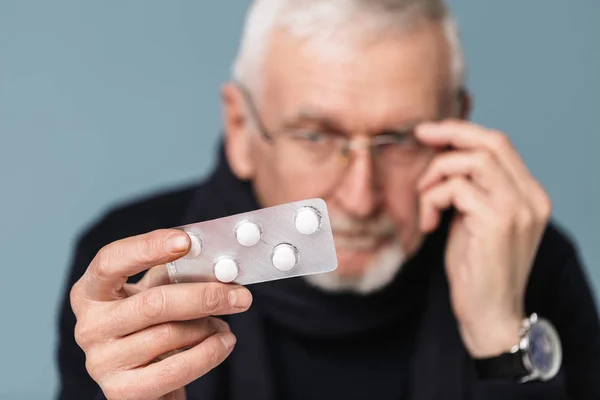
[{"xmin": 333, "ymin": 232, "xmax": 394, "ymax": 252}]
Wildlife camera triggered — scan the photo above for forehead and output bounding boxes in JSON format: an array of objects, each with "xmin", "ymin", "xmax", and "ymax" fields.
[{"xmin": 260, "ymin": 21, "xmax": 455, "ymax": 130}]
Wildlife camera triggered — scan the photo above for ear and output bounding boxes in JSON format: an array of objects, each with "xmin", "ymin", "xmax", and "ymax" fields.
[
  {"xmin": 221, "ymin": 82, "xmax": 255, "ymax": 180},
  {"xmin": 458, "ymin": 88, "xmax": 472, "ymax": 120}
]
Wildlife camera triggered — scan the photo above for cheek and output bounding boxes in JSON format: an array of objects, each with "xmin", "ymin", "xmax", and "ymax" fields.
[
  {"xmin": 385, "ymin": 175, "xmax": 419, "ymax": 223},
  {"xmin": 384, "ymin": 156, "xmax": 433, "ymax": 242},
  {"xmin": 253, "ymin": 148, "xmax": 326, "ymax": 206}
]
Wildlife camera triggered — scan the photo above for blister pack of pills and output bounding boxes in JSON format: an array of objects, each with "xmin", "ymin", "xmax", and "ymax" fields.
[{"xmin": 167, "ymin": 198, "xmax": 338, "ymax": 286}]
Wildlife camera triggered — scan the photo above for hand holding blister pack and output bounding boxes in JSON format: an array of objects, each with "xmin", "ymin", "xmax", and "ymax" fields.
[{"xmin": 167, "ymin": 198, "xmax": 338, "ymax": 285}]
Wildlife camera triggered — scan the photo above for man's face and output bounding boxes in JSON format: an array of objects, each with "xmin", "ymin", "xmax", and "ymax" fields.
[{"xmin": 224, "ymin": 21, "xmax": 462, "ymax": 291}]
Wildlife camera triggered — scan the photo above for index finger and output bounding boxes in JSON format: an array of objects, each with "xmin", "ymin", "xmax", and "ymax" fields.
[
  {"xmin": 76, "ymin": 229, "xmax": 191, "ymax": 302},
  {"xmin": 415, "ymin": 120, "xmax": 535, "ymax": 192},
  {"xmin": 416, "ymin": 120, "xmax": 505, "ymax": 150}
]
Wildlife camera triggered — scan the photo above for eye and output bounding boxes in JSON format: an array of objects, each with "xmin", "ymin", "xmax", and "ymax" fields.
[
  {"xmin": 392, "ymin": 131, "xmax": 414, "ymax": 143},
  {"xmin": 289, "ymin": 130, "xmax": 332, "ymax": 144},
  {"xmin": 301, "ymin": 131, "xmax": 328, "ymax": 142},
  {"xmin": 378, "ymin": 130, "xmax": 415, "ymax": 146},
  {"xmin": 374, "ymin": 130, "xmax": 424, "ymax": 160},
  {"xmin": 287, "ymin": 130, "xmax": 338, "ymax": 159}
]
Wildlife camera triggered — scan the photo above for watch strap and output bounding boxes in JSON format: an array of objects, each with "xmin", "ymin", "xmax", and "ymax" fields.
[{"xmin": 474, "ymin": 349, "xmax": 530, "ymax": 381}]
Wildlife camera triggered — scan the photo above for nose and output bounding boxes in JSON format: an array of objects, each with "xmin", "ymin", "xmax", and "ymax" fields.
[{"xmin": 331, "ymin": 144, "xmax": 382, "ymax": 219}]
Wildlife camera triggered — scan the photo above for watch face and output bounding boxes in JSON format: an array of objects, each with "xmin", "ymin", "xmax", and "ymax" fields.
[{"xmin": 526, "ymin": 318, "xmax": 562, "ymax": 380}]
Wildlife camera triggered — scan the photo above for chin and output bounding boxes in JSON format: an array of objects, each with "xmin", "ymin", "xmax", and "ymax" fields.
[{"xmin": 303, "ymin": 241, "xmax": 407, "ymax": 295}]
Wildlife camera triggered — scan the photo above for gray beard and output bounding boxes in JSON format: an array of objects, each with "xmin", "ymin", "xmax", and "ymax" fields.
[{"xmin": 303, "ymin": 241, "xmax": 407, "ymax": 295}]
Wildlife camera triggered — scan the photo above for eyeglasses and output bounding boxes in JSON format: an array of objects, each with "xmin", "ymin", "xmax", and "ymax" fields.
[{"xmin": 235, "ymin": 81, "xmax": 438, "ymax": 192}]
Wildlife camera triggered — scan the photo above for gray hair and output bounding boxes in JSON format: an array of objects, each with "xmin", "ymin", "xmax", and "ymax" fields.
[{"xmin": 231, "ymin": 0, "xmax": 466, "ymax": 95}]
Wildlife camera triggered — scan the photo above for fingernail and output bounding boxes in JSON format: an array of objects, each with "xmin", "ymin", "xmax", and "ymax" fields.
[
  {"xmin": 213, "ymin": 318, "xmax": 230, "ymax": 332},
  {"xmin": 166, "ymin": 233, "xmax": 189, "ymax": 253},
  {"xmin": 228, "ymin": 288, "xmax": 253, "ymax": 308},
  {"xmin": 220, "ymin": 332, "xmax": 237, "ymax": 350},
  {"xmin": 415, "ymin": 125, "xmax": 431, "ymax": 135}
]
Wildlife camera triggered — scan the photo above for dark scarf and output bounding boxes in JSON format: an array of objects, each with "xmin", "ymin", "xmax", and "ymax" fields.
[{"xmin": 182, "ymin": 143, "xmax": 470, "ymax": 400}]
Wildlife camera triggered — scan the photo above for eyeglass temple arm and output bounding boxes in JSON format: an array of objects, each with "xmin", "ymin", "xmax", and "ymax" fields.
[{"xmin": 232, "ymin": 80, "xmax": 275, "ymax": 142}]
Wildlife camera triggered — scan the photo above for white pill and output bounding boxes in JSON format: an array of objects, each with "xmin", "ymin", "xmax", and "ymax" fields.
[
  {"xmin": 185, "ymin": 233, "xmax": 203, "ymax": 259},
  {"xmin": 214, "ymin": 258, "xmax": 239, "ymax": 283},
  {"xmin": 295, "ymin": 207, "xmax": 321, "ymax": 235},
  {"xmin": 272, "ymin": 244, "xmax": 298, "ymax": 272},
  {"xmin": 235, "ymin": 221, "xmax": 262, "ymax": 247}
]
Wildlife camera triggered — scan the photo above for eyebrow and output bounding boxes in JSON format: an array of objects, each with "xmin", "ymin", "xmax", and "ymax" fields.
[
  {"xmin": 279, "ymin": 107, "xmax": 435, "ymax": 136},
  {"xmin": 280, "ymin": 108, "xmax": 346, "ymax": 133},
  {"xmin": 382, "ymin": 119, "xmax": 428, "ymax": 133}
]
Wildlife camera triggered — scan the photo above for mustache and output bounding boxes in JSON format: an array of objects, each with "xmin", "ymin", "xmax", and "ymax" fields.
[{"xmin": 329, "ymin": 214, "xmax": 397, "ymax": 237}]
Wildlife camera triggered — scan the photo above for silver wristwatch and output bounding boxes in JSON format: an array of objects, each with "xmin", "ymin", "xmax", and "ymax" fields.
[{"xmin": 511, "ymin": 313, "xmax": 563, "ymax": 382}]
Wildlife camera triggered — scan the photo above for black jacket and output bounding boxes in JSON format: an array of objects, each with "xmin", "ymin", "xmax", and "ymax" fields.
[{"xmin": 56, "ymin": 145, "xmax": 600, "ymax": 400}]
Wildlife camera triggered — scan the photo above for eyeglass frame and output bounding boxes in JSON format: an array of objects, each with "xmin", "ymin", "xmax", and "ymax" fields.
[{"xmin": 233, "ymin": 80, "xmax": 466, "ymax": 163}]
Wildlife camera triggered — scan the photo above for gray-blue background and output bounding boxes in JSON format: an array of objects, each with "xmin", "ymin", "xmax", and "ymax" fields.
[{"xmin": 0, "ymin": 1, "xmax": 598, "ymax": 398}]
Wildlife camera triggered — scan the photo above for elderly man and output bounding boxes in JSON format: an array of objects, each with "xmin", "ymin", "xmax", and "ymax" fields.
[{"xmin": 57, "ymin": 0, "xmax": 600, "ymax": 399}]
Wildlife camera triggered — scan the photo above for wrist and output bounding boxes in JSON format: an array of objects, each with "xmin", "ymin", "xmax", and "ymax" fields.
[
  {"xmin": 471, "ymin": 313, "xmax": 564, "ymax": 382},
  {"xmin": 460, "ymin": 317, "xmax": 523, "ymax": 359}
]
